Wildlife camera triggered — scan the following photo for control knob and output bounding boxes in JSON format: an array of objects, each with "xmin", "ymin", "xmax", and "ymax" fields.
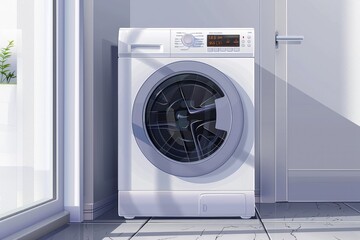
[{"xmin": 181, "ymin": 34, "xmax": 195, "ymax": 47}]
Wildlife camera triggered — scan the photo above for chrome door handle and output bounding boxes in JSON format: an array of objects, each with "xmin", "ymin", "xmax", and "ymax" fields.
[{"xmin": 275, "ymin": 32, "xmax": 304, "ymax": 48}]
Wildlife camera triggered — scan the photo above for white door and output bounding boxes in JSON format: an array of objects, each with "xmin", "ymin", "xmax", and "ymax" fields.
[{"xmin": 275, "ymin": 0, "xmax": 360, "ymax": 201}]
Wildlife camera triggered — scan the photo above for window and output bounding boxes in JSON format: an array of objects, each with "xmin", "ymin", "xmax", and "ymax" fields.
[{"xmin": 0, "ymin": 0, "xmax": 55, "ymax": 220}]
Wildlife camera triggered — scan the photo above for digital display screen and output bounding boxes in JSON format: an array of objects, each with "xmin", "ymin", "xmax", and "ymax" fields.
[{"xmin": 207, "ymin": 35, "xmax": 240, "ymax": 47}]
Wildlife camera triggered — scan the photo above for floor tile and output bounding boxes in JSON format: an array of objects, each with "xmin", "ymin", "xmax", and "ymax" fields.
[
  {"xmin": 345, "ymin": 202, "xmax": 360, "ymax": 213},
  {"xmin": 149, "ymin": 217, "xmax": 258, "ymax": 224},
  {"xmin": 42, "ymin": 223, "xmax": 144, "ymax": 240},
  {"xmin": 91, "ymin": 208, "xmax": 149, "ymax": 223},
  {"xmin": 256, "ymin": 202, "xmax": 360, "ymax": 222},
  {"xmin": 132, "ymin": 221, "xmax": 269, "ymax": 240},
  {"xmin": 264, "ymin": 221, "xmax": 360, "ymax": 240}
]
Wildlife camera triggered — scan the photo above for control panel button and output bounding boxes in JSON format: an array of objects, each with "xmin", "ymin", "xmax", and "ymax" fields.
[
  {"xmin": 207, "ymin": 48, "xmax": 214, "ymax": 52},
  {"xmin": 220, "ymin": 48, "xmax": 226, "ymax": 52},
  {"xmin": 234, "ymin": 48, "xmax": 240, "ymax": 52},
  {"xmin": 247, "ymin": 35, "xmax": 252, "ymax": 39},
  {"xmin": 181, "ymin": 34, "xmax": 195, "ymax": 47},
  {"xmin": 227, "ymin": 48, "xmax": 233, "ymax": 52},
  {"xmin": 247, "ymin": 40, "xmax": 251, "ymax": 43},
  {"xmin": 247, "ymin": 44, "xmax": 252, "ymax": 47},
  {"xmin": 213, "ymin": 48, "xmax": 219, "ymax": 52},
  {"xmin": 241, "ymin": 40, "xmax": 246, "ymax": 43},
  {"xmin": 241, "ymin": 44, "xmax": 246, "ymax": 47}
]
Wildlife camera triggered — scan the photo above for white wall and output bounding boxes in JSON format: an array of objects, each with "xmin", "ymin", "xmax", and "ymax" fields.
[{"xmin": 83, "ymin": 0, "xmax": 130, "ymax": 219}]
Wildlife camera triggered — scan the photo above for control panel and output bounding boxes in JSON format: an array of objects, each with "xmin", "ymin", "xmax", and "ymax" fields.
[
  {"xmin": 171, "ymin": 29, "xmax": 254, "ymax": 57},
  {"xmin": 118, "ymin": 28, "xmax": 254, "ymax": 58}
]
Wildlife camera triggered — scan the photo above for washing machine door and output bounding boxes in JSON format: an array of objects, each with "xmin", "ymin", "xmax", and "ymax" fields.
[{"xmin": 133, "ymin": 61, "xmax": 246, "ymax": 177}]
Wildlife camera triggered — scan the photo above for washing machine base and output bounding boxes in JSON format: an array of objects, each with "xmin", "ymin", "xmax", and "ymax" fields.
[{"xmin": 118, "ymin": 190, "xmax": 255, "ymax": 218}]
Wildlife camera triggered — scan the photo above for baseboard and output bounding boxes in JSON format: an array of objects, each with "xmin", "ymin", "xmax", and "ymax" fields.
[
  {"xmin": 288, "ymin": 169, "xmax": 360, "ymax": 201},
  {"xmin": 255, "ymin": 188, "xmax": 260, "ymax": 203},
  {"xmin": 83, "ymin": 194, "xmax": 117, "ymax": 220},
  {"xmin": 4, "ymin": 211, "xmax": 69, "ymax": 240}
]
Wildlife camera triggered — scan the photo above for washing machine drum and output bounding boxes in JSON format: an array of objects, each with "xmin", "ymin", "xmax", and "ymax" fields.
[{"xmin": 132, "ymin": 61, "xmax": 246, "ymax": 177}]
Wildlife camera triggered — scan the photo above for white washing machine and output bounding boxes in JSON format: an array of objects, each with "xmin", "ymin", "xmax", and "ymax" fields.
[{"xmin": 118, "ymin": 28, "xmax": 255, "ymax": 218}]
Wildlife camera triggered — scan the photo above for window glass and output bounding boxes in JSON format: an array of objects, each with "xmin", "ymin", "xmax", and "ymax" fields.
[{"xmin": 0, "ymin": 0, "xmax": 54, "ymax": 219}]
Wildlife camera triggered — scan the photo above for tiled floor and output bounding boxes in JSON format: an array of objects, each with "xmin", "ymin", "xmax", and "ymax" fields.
[
  {"xmin": 42, "ymin": 202, "xmax": 360, "ymax": 240},
  {"xmin": 258, "ymin": 203, "xmax": 360, "ymax": 240}
]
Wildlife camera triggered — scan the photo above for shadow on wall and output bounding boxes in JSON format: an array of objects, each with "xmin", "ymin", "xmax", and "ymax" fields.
[
  {"xmin": 283, "ymin": 78, "xmax": 360, "ymax": 201},
  {"xmin": 258, "ymin": 58, "xmax": 360, "ymax": 201},
  {"xmin": 273, "ymin": 42, "xmax": 360, "ymax": 201},
  {"xmin": 99, "ymin": 40, "xmax": 118, "ymax": 187}
]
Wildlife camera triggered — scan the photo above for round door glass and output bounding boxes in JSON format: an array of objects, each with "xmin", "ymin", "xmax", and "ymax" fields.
[
  {"xmin": 145, "ymin": 73, "xmax": 227, "ymax": 162},
  {"xmin": 133, "ymin": 60, "xmax": 246, "ymax": 177}
]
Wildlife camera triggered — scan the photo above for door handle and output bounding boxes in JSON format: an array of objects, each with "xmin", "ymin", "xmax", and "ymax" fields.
[{"xmin": 275, "ymin": 32, "xmax": 304, "ymax": 48}]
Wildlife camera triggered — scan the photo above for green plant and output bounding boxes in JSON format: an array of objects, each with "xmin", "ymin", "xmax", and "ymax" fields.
[{"xmin": 0, "ymin": 40, "xmax": 17, "ymax": 84}]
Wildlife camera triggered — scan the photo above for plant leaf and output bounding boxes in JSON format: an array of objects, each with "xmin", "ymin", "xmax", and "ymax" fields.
[{"xmin": 0, "ymin": 40, "xmax": 16, "ymax": 84}]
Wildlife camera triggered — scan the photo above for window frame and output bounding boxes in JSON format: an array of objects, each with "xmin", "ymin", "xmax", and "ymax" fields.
[{"xmin": 0, "ymin": 0, "xmax": 65, "ymax": 237}]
